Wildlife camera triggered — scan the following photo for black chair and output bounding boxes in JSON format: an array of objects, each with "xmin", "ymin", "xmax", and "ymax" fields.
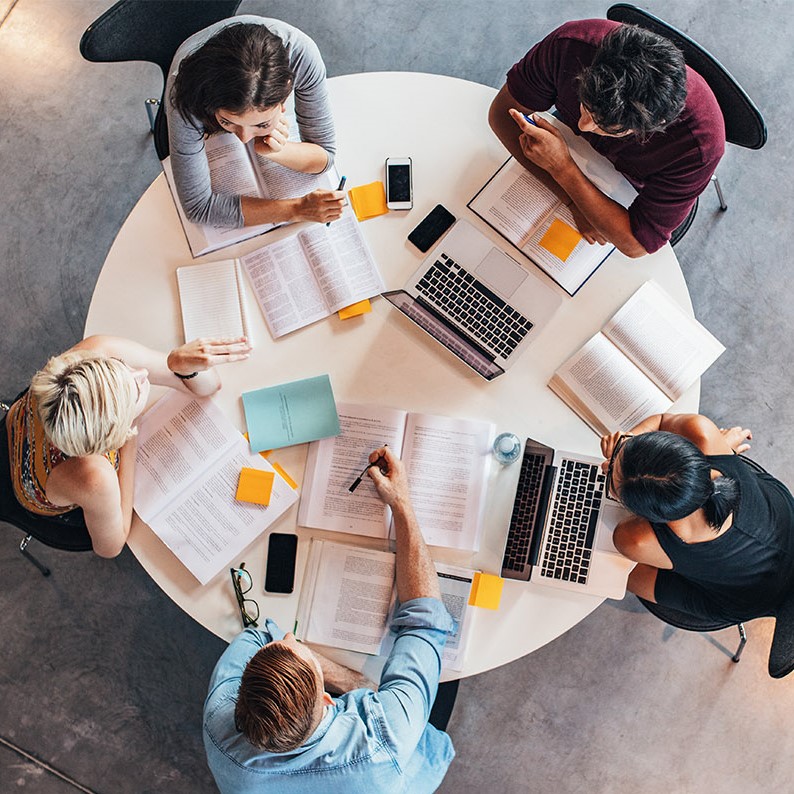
[
  {"xmin": 768, "ymin": 588, "xmax": 794, "ymax": 679},
  {"xmin": 1, "ymin": 400, "xmax": 93, "ymax": 576},
  {"xmin": 638, "ymin": 596, "xmax": 748, "ymax": 663},
  {"xmin": 606, "ymin": 3, "xmax": 768, "ymax": 245},
  {"xmin": 79, "ymin": 0, "xmax": 242, "ymax": 160}
]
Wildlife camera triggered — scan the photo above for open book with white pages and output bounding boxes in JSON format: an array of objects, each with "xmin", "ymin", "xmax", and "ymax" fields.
[
  {"xmin": 133, "ymin": 391, "xmax": 298, "ymax": 584},
  {"xmin": 295, "ymin": 539, "xmax": 475, "ymax": 671},
  {"xmin": 549, "ymin": 281, "xmax": 725, "ymax": 435},
  {"xmin": 298, "ymin": 402, "xmax": 494, "ymax": 551},
  {"xmin": 163, "ymin": 131, "xmax": 339, "ymax": 257}
]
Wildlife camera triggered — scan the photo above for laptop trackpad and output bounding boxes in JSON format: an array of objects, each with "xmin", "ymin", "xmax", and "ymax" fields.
[{"xmin": 475, "ymin": 249, "xmax": 527, "ymax": 298}]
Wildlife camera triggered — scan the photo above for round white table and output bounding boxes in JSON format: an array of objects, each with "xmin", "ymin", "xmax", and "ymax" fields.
[{"xmin": 85, "ymin": 72, "xmax": 698, "ymax": 680}]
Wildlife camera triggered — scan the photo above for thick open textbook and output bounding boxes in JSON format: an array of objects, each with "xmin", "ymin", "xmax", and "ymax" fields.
[
  {"xmin": 133, "ymin": 391, "xmax": 298, "ymax": 584},
  {"xmin": 240, "ymin": 211, "xmax": 384, "ymax": 338},
  {"xmin": 468, "ymin": 115, "xmax": 636, "ymax": 296},
  {"xmin": 299, "ymin": 402, "xmax": 494, "ymax": 551},
  {"xmin": 549, "ymin": 281, "xmax": 725, "ymax": 435},
  {"xmin": 295, "ymin": 539, "xmax": 474, "ymax": 671},
  {"xmin": 163, "ymin": 132, "xmax": 338, "ymax": 257},
  {"xmin": 176, "ymin": 259, "xmax": 252, "ymax": 344}
]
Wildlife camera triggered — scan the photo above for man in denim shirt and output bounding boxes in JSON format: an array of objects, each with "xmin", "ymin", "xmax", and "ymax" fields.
[{"xmin": 203, "ymin": 446, "xmax": 456, "ymax": 793}]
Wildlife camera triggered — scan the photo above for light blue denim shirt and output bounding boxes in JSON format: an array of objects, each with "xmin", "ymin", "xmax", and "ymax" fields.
[{"xmin": 203, "ymin": 598, "xmax": 456, "ymax": 793}]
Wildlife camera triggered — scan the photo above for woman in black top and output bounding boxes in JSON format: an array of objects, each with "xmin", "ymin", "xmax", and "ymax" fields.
[{"xmin": 602, "ymin": 414, "xmax": 794, "ymax": 621}]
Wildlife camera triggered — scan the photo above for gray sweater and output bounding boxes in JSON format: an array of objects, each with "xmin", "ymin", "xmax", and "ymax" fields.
[{"xmin": 165, "ymin": 16, "xmax": 336, "ymax": 228}]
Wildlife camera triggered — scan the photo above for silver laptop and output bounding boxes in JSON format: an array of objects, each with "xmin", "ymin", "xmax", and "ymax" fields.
[
  {"xmin": 382, "ymin": 220, "xmax": 562, "ymax": 380},
  {"xmin": 500, "ymin": 437, "xmax": 635, "ymax": 599}
]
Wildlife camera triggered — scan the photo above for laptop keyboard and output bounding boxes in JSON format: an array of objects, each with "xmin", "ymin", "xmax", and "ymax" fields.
[
  {"xmin": 415, "ymin": 254, "xmax": 533, "ymax": 358},
  {"xmin": 539, "ymin": 460, "xmax": 604, "ymax": 584},
  {"xmin": 501, "ymin": 447, "xmax": 547, "ymax": 578}
]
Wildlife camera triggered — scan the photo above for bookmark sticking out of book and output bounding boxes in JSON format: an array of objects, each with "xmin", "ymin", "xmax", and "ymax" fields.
[
  {"xmin": 468, "ymin": 572, "xmax": 504, "ymax": 610},
  {"xmin": 338, "ymin": 299, "xmax": 372, "ymax": 320},
  {"xmin": 349, "ymin": 181, "xmax": 389, "ymax": 221},
  {"xmin": 538, "ymin": 218, "xmax": 582, "ymax": 262},
  {"xmin": 236, "ymin": 467, "xmax": 275, "ymax": 506},
  {"xmin": 242, "ymin": 374, "xmax": 341, "ymax": 452}
]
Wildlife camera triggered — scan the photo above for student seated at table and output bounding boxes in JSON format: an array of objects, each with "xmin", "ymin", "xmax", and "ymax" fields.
[
  {"xmin": 601, "ymin": 414, "xmax": 794, "ymax": 621},
  {"xmin": 4, "ymin": 334, "xmax": 250, "ymax": 558},
  {"xmin": 203, "ymin": 446, "xmax": 456, "ymax": 794},
  {"xmin": 488, "ymin": 20, "xmax": 725, "ymax": 257},
  {"xmin": 166, "ymin": 16, "xmax": 345, "ymax": 228}
]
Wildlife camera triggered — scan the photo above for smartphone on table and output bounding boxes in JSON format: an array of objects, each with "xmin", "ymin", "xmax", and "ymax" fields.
[
  {"xmin": 407, "ymin": 204, "xmax": 456, "ymax": 252},
  {"xmin": 385, "ymin": 157, "xmax": 413, "ymax": 210},
  {"xmin": 264, "ymin": 532, "xmax": 298, "ymax": 594}
]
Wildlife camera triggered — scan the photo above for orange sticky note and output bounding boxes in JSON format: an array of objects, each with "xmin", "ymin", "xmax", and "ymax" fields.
[
  {"xmin": 348, "ymin": 181, "xmax": 388, "ymax": 221},
  {"xmin": 538, "ymin": 218, "xmax": 582, "ymax": 262},
  {"xmin": 467, "ymin": 572, "xmax": 505, "ymax": 610},
  {"xmin": 236, "ymin": 468, "xmax": 275, "ymax": 506},
  {"xmin": 271, "ymin": 461, "xmax": 298, "ymax": 490},
  {"xmin": 338, "ymin": 299, "xmax": 372, "ymax": 320}
]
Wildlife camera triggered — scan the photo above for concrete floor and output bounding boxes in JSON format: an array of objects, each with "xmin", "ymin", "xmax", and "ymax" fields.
[{"xmin": 1, "ymin": 1, "xmax": 792, "ymax": 792}]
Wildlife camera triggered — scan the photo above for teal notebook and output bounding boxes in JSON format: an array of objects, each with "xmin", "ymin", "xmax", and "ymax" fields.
[{"xmin": 242, "ymin": 375, "xmax": 341, "ymax": 452}]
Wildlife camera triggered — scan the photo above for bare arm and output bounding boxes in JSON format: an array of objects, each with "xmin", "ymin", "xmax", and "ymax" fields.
[
  {"xmin": 240, "ymin": 189, "xmax": 345, "ymax": 226},
  {"xmin": 367, "ymin": 447, "xmax": 441, "ymax": 602},
  {"xmin": 305, "ymin": 643, "xmax": 376, "ymax": 693}
]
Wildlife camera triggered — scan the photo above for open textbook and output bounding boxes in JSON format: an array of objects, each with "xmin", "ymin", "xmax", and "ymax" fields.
[
  {"xmin": 133, "ymin": 391, "xmax": 298, "ymax": 584},
  {"xmin": 240, "ymin": 211, "xmax": 384, "ymax": 338},
  {"xmin": 296, "ymin": 539, "xmax": 475, "ymax": 671},
  {"xmin": 163, "ymin": 132, "xmax": 339, "ymax": 257},
  {"xmin": 176, "ymin": 259, "xmax": 252, "ymax": 344},
  {"xmin": 468, "ymin": 115, "xmax": 637, "ymax": 296},
  {"xmin": 548, "ymin": 281, "xmax": 725, "ymax": 435},
  {"xmin": 298, "ymin": 402, "xmax": 494, "ymax": 551}
]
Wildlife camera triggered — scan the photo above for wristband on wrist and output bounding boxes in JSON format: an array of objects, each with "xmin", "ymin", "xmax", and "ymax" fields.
[{"xmin": 173, "ymin": 371, "xmax": 199, "ymax": 380}]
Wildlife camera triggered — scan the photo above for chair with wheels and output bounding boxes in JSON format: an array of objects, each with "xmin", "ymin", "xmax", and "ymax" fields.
[
  {"xmin": 1, "ymin": 399, "xmax": 93, "ymax": 576},
  {"xmin": 606, "ymin": 3, "xmax": 768, "ymax": 245},
  {"xmin": 79, "ymin": 0, "xmax": 242, "ymax": 160}
]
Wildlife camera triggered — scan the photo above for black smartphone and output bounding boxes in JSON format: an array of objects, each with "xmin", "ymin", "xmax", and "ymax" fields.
[
  {"xmin": 264, "ymin": 532, "xmax": 298, "ymax": 594},
  {"xmin": 407, "ymin": 204, "xmax": 456, "ymax": 252}
]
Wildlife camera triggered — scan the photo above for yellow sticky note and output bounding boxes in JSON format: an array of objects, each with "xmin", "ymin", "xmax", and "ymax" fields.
[
  {"xmin": 538, "ymin": 218, "xmax": 583, "ymax": 262},
  {"xmin": 468, "ymin": 572, "xmax": 505, "ymax": 610},
  {"xmin": 271, "ymin": 461, "xmax": 298, "ymax": 490},
  {"xmin": 348, "ymin": 181, "xmax": 389, "ymax": 221},
  {"xmin": 236, "ymin": 467, "xmax": 275, "ymax": 506},
  {"xmin": 338, "ymin": 299, "xmax": 372, "ymax": 320}
]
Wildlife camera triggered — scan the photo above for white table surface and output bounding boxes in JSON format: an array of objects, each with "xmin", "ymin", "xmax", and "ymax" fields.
[{"xmin": 85, "ymin": 72, "xmax": 698, "ymax": 680}]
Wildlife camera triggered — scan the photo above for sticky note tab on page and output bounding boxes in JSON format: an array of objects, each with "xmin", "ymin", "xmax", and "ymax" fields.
[
  {"xmin": 468, "ymin": 572, "xmax": 505, "ymax": 610},
  {"xmin": 538, "ymin": 218, "xmax": 582, "ymax": 262},
  {"xmin": 236, "ymin": 468, "xmax": 275, "ymax": 506},
  {"xmin": 338, "ymin": 299, "xmax": 372, "ymax": 320},
  {"xmin": 349, "ymin": 181, "xmax": 389, "ymax": 221}
]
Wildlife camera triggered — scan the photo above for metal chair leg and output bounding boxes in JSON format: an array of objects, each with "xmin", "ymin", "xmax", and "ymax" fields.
[
  {"xmin": 732, "ymin": 622, "xmax": 747, "ymax": 663},
  {"xmin": 19, "ymin": 535, "xmax": 51, "ymax": 577},
  {"xmin": 145, "ymin": 98, "xmax": 160, "ymax": 133},
  {"xmin": 711, "ymin": 174, "xmax": 728, "ymax": 211}
]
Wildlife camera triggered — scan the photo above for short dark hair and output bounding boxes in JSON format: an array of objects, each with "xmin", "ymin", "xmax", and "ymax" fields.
[
  {"xmin": 617, "ymin": 432, "xmax": 739, "ymax": 530},
  {"xmin": 234, "ymin": 644, "xmax": 319, "ymax": 752},
  {"xmin": 170, "ymin": 23, "xmax": 294, "ymax": 134},
  {"xmin": 578, "ymin": 24, "xmax": 687, "ymax": 141}
]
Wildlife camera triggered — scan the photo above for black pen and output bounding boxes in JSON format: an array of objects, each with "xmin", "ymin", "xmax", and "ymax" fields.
[
  {"xmin": 326, "ymin": 175, "xmax": 347, "ymax": 227},
  {"xmin": 348, "ymin": 447, "xmax": 388, "ymax": 492}
]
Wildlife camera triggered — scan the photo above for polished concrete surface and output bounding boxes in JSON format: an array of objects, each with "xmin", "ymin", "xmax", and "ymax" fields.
[{"xmin": 1, "ymin": 1, "xmax": 791, "ymax": 791}]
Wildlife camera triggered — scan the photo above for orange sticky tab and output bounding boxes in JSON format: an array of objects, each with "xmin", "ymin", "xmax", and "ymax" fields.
[
  {"xmin": 538, "ymin": 218, "xmax": 582, "ymax": 262},
  {"xmin": 348, "ymin": 181, "xmax": 389, "ymax": 221},
  {"xmin": 243, "ymin": 432, "xmax": 272, "ymax": 458},
  {"xmin": 468, "ymin": 572, "xmax": 505, "ymax": 610},
  {"xmin": 338, "ymin": 299, "xmax": 372, "ymax": 320},
  {"xmin": 271, "ymin": 461, "xmax": 298, "ymax": 490},
  {"xmin": 235, "ymin": 467, "xmax": 275, "ymax": 506}
]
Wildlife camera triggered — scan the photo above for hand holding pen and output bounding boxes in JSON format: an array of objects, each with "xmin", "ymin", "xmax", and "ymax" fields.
[
  {"xmin": 326, "ymin": 175, "xmax": 347, "ymax": 226},
  {"xmin": 348, "ymin": 445, "xmax": 388, "ymax": 492}
]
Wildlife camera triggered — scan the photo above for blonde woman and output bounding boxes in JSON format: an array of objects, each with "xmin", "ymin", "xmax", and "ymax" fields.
[{"xmin": 4, "ymin": 334, "xmax": 250, "ymax": 558}]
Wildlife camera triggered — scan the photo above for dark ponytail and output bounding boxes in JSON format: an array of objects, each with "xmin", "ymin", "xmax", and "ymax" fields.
[{"xmin": 617, "ymin": 432, "xmax": 739, "ymax": 530}]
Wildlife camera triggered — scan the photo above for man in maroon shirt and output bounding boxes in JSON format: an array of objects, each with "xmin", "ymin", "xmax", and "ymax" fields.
[{"xmin": 489, "ymin": 19, "xmax": 724, "ymax": 257}]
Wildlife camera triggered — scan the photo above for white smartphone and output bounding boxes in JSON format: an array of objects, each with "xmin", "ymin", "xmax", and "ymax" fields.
[{"xmin": 385, "ymin": 157, "xmax": 413, "ymax": 210}]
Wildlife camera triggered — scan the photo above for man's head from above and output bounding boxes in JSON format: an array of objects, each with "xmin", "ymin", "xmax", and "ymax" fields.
[
  {"xmin": 235, "ymin": 634, "xmax": 332, "ymax": 752},
  {"xmin": 577, "ymin": 24, "xmax": 687, "ymax": 142}
]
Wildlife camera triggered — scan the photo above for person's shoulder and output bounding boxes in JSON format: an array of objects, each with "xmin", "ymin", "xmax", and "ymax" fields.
[{"xmin": 548, "ymin": 18, "xmax": 621, "ymax": 46}]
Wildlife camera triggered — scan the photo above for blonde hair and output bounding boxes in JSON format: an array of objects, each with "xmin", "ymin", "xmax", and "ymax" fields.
[{"xmin": 29, "ymin": 351, "xmax": 138, "ymax": 457}]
